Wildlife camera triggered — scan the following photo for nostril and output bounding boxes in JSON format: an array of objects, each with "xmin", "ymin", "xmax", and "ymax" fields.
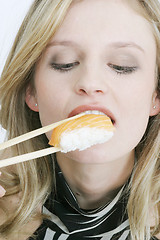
[
  {"xmin": 96, "ymin": 89, "xmax": 103, "ymax": 93},
  {"xmin": 77, "ymin": 87, "xmax": 104, "ymax": 95},
  {"xmin": 80, "ymin": 89, "xmax": 86, "ymax": 92},
  {"xmin": 79, "ymin": 89, "xmax": 87, "ymax": 94}
]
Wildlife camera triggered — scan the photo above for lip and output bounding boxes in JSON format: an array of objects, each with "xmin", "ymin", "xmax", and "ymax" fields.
[{"xmin": 68, "ymin": 105, "xmax": 115, "ymax": 124}]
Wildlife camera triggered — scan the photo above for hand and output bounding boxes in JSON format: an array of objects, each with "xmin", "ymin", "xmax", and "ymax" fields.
[{"xmin": 0, "ymin": 172, "xmax": 6, "ymax": 197}]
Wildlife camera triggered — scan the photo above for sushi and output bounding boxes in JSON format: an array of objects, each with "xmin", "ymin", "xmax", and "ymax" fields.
[{"xmin": 49, "ymin": 113, "xmax": 115, "ymax": 153}]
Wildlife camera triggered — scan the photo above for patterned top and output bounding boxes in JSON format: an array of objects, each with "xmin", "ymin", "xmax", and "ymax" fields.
[{"xmin": 30, "ymin": 162, "xmax": 158, "ymax": 240}]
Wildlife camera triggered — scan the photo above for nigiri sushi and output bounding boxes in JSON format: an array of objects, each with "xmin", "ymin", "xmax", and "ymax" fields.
[{"xmin": 49, "ymin": 113, "xmax": 115, "ymax": 153}]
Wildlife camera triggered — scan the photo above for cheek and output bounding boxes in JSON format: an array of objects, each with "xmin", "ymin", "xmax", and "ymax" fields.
[
  {"xmin": 37, "ymin": 91, "xmax": 66, "ymax": 141},
  {"xmin": 117, "ymin": 72, "xmax": 155, "ymax": 114},
  {"xmin": 37, "ymin": 91, "xmax": 64, "ymax": 125},
  {"xmin": 115, "ymin": 75, "xmax": 155, "ymax": 144},
  {"xmin": 34, "ymin": 76, "xmax": 67, "ymax": 127}
]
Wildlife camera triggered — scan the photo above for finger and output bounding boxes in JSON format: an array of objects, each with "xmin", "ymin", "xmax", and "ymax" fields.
[
  {"xmin": 0, "ymin": 185, "xmax": 6, "ymax": 197},
  {"xmin": 0, "ymin": 172, "xmax": 6, "ymax": 197}
]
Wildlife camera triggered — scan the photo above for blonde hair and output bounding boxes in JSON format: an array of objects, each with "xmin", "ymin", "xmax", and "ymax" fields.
[{"xmin": 0, "ymin": 0, "xmax": 159, "ymax": 239}]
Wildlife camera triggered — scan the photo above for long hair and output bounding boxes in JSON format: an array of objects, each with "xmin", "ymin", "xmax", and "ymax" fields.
[
  {"xmin": 0, "ymin": 0, "xmax": 73, "ymax": 237},
  {"xmin": 0, "ymin": 0, "xmax": 159, "ymax": 239},
  {"xmin": 126, "ymin": 1, "xmax": 160, "ymax": 239}
]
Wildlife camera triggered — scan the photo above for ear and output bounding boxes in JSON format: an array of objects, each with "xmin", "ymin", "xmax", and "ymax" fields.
[
  {"xmin": 25, "ymin": 85, "xmax": 39, "ymax": 112},
  {"xmin": 150, "ymin": 92, "xmax": 160, "ymax": 116}
]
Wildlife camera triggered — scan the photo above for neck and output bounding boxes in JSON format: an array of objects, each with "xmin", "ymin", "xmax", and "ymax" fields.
[{"xmin": 56, "ymin": 152, "xmax": 134, "ymax": 210}]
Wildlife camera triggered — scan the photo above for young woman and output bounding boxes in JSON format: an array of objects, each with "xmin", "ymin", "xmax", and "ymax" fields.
[{"xmin": 0, "ymin": 0, "xmax": 160, "ymax": 239}]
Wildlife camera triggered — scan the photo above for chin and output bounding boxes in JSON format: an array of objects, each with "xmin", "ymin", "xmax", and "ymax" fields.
[{"xmin": 61, "ymin": 143, "xmax": 115, "ymax": 164}]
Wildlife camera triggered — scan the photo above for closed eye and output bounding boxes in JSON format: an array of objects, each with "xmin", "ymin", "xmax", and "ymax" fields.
[
  {"xmin": 50, "ymin": 62, "xmax": 79, "ymax": 72},
  {"xmin": 108, "ymin": 63, "xmax": 137, "ymax": 75}
]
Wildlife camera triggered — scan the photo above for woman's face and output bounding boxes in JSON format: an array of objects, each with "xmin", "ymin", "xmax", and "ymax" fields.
[{"xmin": 26, "ymin": 0, "xmax": 160, "ymax": 164}]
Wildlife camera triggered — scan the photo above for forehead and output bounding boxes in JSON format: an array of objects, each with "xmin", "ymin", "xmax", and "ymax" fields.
[{"xmin": 50, "ymin": 0, "xmax": 156, "ymax": 54}]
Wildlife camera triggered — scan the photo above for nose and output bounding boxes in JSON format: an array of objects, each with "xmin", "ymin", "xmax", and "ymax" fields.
[{"xmin": 74, "ymin": 66, "xmax": 108, "ymax": 96}]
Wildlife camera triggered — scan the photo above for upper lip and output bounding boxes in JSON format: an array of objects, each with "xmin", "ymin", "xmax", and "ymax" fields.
[{"xmin": 68, "ymin": 105, "xmax": 115, "ymax": 123}]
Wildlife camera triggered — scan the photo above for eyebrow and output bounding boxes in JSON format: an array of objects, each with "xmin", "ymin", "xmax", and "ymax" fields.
[
  {"xmin": 47, "ymin": 40, "xmax": 80, "ymax": 48},
  {"xmin": 109, "ymin": 41, "xmax": 145, "ymax": 53},
  {"xmin": 47, "ymin": 40, "xmax": 145, "ymax": 53}
]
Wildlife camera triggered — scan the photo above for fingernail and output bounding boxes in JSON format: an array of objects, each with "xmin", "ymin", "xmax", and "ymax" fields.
[
  {"xmin": 0, "ymin": 185, "xmax": 6, "ymax": 197},
  {"xmin": 0, "ymin": 172, "xmax": 2, "ymax": 176}
]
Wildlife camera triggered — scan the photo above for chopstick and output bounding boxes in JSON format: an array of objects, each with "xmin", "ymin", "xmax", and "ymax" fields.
[
  {"xmin": 0, "ymin": 147, "xmax": 61, "ymax": 168},
  {"xmin": 0, "ymin": 113, "xmax": 84, "ymax": 151}
]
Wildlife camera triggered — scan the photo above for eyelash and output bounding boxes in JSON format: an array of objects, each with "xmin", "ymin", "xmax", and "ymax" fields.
[
  {"xmin": 50, "ymin": 62, "xmax": 137, "ymax": 75},
  {"xmin": 50, "ymin": 62, "xmax": 79, "ymax": 72},
  {"xmin": 108, "ymin": 63, "xmax": 137, "ymax": 75}
]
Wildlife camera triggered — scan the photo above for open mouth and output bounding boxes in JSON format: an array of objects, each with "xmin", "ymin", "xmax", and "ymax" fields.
[
  {"xmin": 78, "ymin": 110, "xmax": 115, "ymax": 125},
  {"xmin": 68, "ymin": 106, "xmax": 116, "ymax": 125},
  {"xmin": 82, "ymin": 110, "xmax": 106, "ymax": 116}
]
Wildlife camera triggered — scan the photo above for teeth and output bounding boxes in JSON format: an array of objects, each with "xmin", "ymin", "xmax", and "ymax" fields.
[{"xmin": 83, "ymin": 110, "xmax": 106, "ymax": 115}]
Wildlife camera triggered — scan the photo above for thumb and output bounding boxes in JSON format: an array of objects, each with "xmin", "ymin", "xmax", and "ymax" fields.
[{"xmin": 0, "ymin": 172, "xmax": 6, "ymax": 197}]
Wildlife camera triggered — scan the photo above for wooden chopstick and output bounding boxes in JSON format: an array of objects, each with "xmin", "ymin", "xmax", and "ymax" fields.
[
  {"xmin": 0, "ymin": 147, "xmax": 61, "ymax": 168},
  {"xmin": 0, "ymin": 113, "xmax": 84, "ymax": 151}
]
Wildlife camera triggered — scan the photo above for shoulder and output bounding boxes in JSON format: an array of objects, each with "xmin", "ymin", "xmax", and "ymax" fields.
[
  {"xmin": 0, "ymin": 193, "xmax": 42, "ymax": 239},
  {"xmin": 149, "ymin": 206, "xmax": 160, "ymax": 239},
  {"xmin": 0, "ymin": 216, "xmax": 42, "ymax": 240}
]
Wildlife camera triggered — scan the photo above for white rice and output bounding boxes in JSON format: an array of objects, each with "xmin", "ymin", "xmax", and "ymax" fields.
[{"xmin": 59, "ymin": 127, "xmax": 114, "ymax": 153}]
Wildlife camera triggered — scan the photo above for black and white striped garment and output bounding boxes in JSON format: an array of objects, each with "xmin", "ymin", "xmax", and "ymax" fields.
[{"xmin": 30, "ymin": 162, "xmax": 158, "ymax": 240}]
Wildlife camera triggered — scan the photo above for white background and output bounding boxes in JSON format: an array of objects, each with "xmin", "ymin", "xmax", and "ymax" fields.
[{"xmin": 0, "ymin": 0, "xmax": 33, "ymax": 142}]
